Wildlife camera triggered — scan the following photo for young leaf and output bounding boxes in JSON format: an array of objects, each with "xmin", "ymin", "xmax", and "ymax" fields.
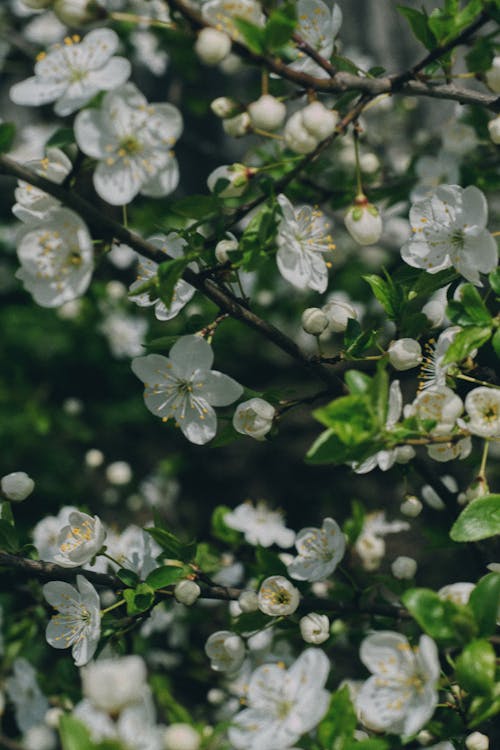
[
  {"xmin": 469, "ymin": 572, "xmax": 500, "ymax": 637},
  {"xmin": 46, "ymin": 127, "xmax": 75, "ymax": 148},
  {"xmin": 450, "ymin": 495, "xmax": 500, "ymax": 542},
  {"xmin": 441, "ymin": 325, "xmax": 491, "ymax": 365},
  {"xmin": 157, "ymin": 257, "xmax": 190, "ymax": 309},
  {"xmin": 397, "ymin": 6, "xmax": 436, "ymax": 50},
  {"xmin": 145, "ymin": 564, "xmax": 187, "ymax": 590},
  {"xmin": 402, "ymin": 588, "xmax": 477, "ymax": 645},
  {"xmin": 0, "ymin": 123, "xmax": 16, "ymax": 154},
  {"xmin": 317, "ymin": 686, "xmax": 357, "ymax": 748},
  {"xmin": 456, "ymin": 639, "xmax": 496, "ymax": 696},
  {"xmin": 59, "ymin": 714, "xmax": 94, "ymax": 750}
]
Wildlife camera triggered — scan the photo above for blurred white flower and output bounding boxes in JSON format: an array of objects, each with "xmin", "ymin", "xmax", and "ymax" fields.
[
  {"xmin": 205, "ymin": 631, "xmax": 245, "ymax": 673},
  {"xmin": 5, "ymin": 658, "xmax": 49, "ymax": 734},
  {"xmin": 288, "ymin": 0, "xmax": 342, "ymax": 78},
  {"xmin": 224, "ymin": 500, "xmax": 295, "ymax": 548},
  {"xmin": 287, "ymin": 517, "xmax": 345, "ymax": 582}
]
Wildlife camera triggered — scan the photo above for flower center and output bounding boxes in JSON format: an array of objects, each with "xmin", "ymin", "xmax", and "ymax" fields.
[
  {"xmin": 119, "ymin": 136, "xmax": 142, "ymax": 155},
  {"xmin": 450, "ymin": 229, "xmax": 465, "ymax": 248}
]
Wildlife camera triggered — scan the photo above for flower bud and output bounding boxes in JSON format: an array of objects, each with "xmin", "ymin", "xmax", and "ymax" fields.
[
  {"xmin": 388, "ymin": 338, "xmax": 423, "ymax": 370},
  {"xmin": 485, "ymin": 57, "xmax": 500, "ymax": 93},
  {"xmin": 301, "ymin": 101, "xmax": 339, "ymax": 141},
  {"xmin": 215, "ymin": 237, "xmax": 239, "ymax": 264},
  {"xmin": 207, "ymin": 164, "xmax": 252, "ymax": 198},
  {"xmin": 233, "ymin": 398, "xmax": 275, "ymax": 440},
  {"xmin": 45, "ymin": 707, "xmax": 64, "ymax": 729},
  {"xmin": 205, "ymin": 630, "xmax": 245, "ymax": 672},
  {"xmin": 22, "ymin": 725, "xmax": 56, "ymax": 750},
  {"xmin": 222, "ymin": 112, "xmax": 251, "ymax": 137},
  {"xmin": 284, "ymin": 111, "xmax": 318, "ymax": 154},
  {"xmin": 344, "ymin": 197, "xmax": 383, "ymax": 246},
  {"xmin": 322, "ymin": 299, "xmax": 358, "ymax": 333},
  {"xmin": 360, "ymin": 152, "xmax": 380, "ymax": 174},
  {"xmin": 487, "ymin": 115, "xmax": 500, "ymax": 145},
  {"xmin": 210, "ymin": 97, "xmax": 239, "ymax": 119},
  {"xmin": 53, "ymin": 0, "xmax": 106, "ymax": 26},
  {"xmin": 85, "ymin": 448, "xmax": 104, "ymax": 468},
  {"xmin": 105, "ymin": 461, "xmax": 132, "ymax": 485},
  {"xmin": 394, "ymin": 445, "xmax": 416, "ymax": 464},
  {"xmin": 299, "ymin": 613, "xmax": 330, "ymax": 644},
  {"xmin": 1, "ymin": 471, "xmax": 35, "ymax": 502},
  {"xmin": 465, "ymin": 732, "xmax": 489, "ymax": 750},
  {"xmin": 174, "ymin": 579, "xmax": 201, "ymax": 606},
  {"xmin": 164, "ymin": 724, "xmax": 201, "ymax": 750},
  {"xmin": 301, "ymin": 307, "xmax": 329, "ymax": 335},
  {"xmin": 248, "ymin": 95, "xmax": 286, "ymax": 132},
  {"xmin": 400, "ymin": 495, "xmax": 423, "ymax": 518},
  {"xmin": 258, "ymin": 575, "xmax": 300, "ymax": 616},
  {"xmin": 238, "ymin": 590, "xmax": 259, "ymax": 613},
  {"xmin": 194, "ymin": 28, "xmax": 232, "ymax": 66},
  {"xmin": 391, "ymin": 555, "xmax": 417, "ymax": 579}
]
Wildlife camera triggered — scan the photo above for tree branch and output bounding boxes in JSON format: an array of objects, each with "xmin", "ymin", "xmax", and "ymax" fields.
[{"xmin": 0, "ymin": 154, "xmax": 340, "ymax": 388}]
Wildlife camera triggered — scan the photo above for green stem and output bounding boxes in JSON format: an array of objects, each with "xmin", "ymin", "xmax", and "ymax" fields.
[
  {"xmin": 353, "ymin": 131, "xmax": 364, "ymax": 198},
  {"xmin": 479, "ymin": 440, "xmax": 489, "ymax": 479},
  {"xmin": 101, "ymin": 598, "xmax": 125, "ymax": 616}
]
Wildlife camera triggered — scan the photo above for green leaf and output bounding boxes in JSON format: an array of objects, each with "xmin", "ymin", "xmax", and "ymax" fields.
[
  {"xmin": 450, "ymin": 495, "xmax": 500, "ymax": 541},
  {"xmin": 492, "ymin": 329, "xmax": 500, "ymax": 359},
  {"xmin": 363, "ymin": 274, "xmax": 401, "ymax": 318},
  {"xmin": 116, "ymin": 568, "xmax": 140, "ymax": 587},
  {"xmin": 255, "ymin": 546, "xmax": 288, "ymax": 577},
  {"xmin": 157, "ymin": 257, "xmax": 190, "ymax": 309},
  {"xmin": 239, "ymin": 203, "xmax": 278, "ymax": 271},
  {"xmin": 313, "ymin": 395, "xmax": 377, "ymax": 446},
  {"xmin": 264, "ymin": 5, "xmax": 296, "ymax": 51},
  {"xmin": 0, "ymin": 123, "xmax": 16, "ymax": 154},
  {"xmin": 402, "ymin": 588, "xmax": 477, "ymax": 646},
  {"xmin": 233, "ymin": 17, "xmax": 266, "ymax": 54},
  {"xmin": 144, "ymin": 527, "xmax": 182, "ymax": 558},
  {"xmin": 470, "ymin": 572, "xmax": 500, "ymax": 637},
  {"xmin": 170, "ymin": 194, "xmax": 219, "ymax": 219},
  {"xmin": 489, "ymin": 267, "xmax": 500, "ymax": 295},
  {"xmin": 233, "ymin": 610, "xmax": 271, "ymax": 634},
  {"xmin": 59, "ymin": 715, "xmax": 94, "ymax": 750},
  {"xmin": 466, "ymin": 37, "xmax": 495, "ymax": 72},
  {"xmin": 145, "ymin": 564, "xmax": 187, "ymax": 590},
  {"xmin": 456, "ymin": 639, "xmax": 496, "ymax": 695},
  {"xmin": 46, "ymin": 127, "xmax": 75, "ymax": 148},
  {"xmin": 441, "ymin": 325, "xmax": 491, "ymax": 365},
  {"xmin": 369, "ymin": 362, "xmax": 389, "ymax": 428},
  {"xmin": 123, "ymin": 583, "xmax": 154, "ymax": 615},
  {"xmin": 345, "ymin": 741, "xmax": 388, "ymax": 750},
  {"xmin": 469, "ymin": 683, "xmax": 500, "ymax": 727},
  {"xmin": 1, "ymin": 501, "xmax": 14, "ymax": 524},
  {"xmin": 211, "ymin": 505, "xmax": 242, "ymax": 544},
  {"xmin": 453, "ymin": 284, "xmax": 493, "ymax": 325},
  {"xmin": 342, "ymin": 500, "xmax": 365, "ymax": 544},
  {"xmin": 344, "ymin": 370, "xmax": 372, "ymax": 395},
  {"xmin": 0, "ymin": 518, "xmax": 19, "ymax": 553},
  {"xmin": 397, "ymin": 6, "xmax": 436, "ymax": 49},
  {"xmin": 317, "ymin": 686, "xmax": 357, "ymax": 749}
]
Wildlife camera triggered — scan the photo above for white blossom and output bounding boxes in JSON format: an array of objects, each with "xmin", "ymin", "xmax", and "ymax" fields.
[
  {"xmin": 355, "ymin": 512, "xmax": 410, "ymax": 571},
  {"xmin": 10, "ymin": 29, "xmax": 131, "ymax": 116},
  {"xmin": 419, "ymin": 327, "xmax": 462, "ymax": 390},
  {"xmin": 233, "ymin": 398, "xmax": 275, "ymax": 440},
  {"xmin": 238, "ymin": 590, "xmax": 259, "ymax": 613},
  {"xmin": 299, "ymin": 613, "xmax": 330, "ymax": 644},
  {"xmin": 300, "ymin": 101, "xmax": 339, "ymax": 140},
  {"xmin": 257, "ymin": 575, "xmax": 300, "ymax": 616},
  {"xmin": 223, "ymin": 112, "xmax": 251, "ymax": 137},
  {"xmin": 132, "ymin": 335, "xmax": 243, "ymax": 445},
  {"xmin": 405, "ymin": 385, "xmax": 463, "ymax": 435},
  {"xmin": 105, "ymin": 460, "xmax": 132, "ymax": 485},
  {"xmin": 287, "ymin": 517, "xmax": 345, "ymax": 582},
  {"xmin": 201, "ymin": 0, "xmax": 264, "ymax": 42},
  {"xmin": 411, "ymin": 151, "xmax": 459, "ymax": 202},
  {"xmin": 1, "ymin": 471, "xmax": 34, "ymax": 501},
  {"xmin": 207, "ymin": 164, "xmax": 252, "ymax": 197},
  {"xmin": 22, "ymin": 724, "xmax": 57, "ymax": 750},
  {"xmin": 248, "ymin": 95, "xmax": 286, "ymax": 132},
  {"xmin": 488, "ymin": 115, "xmax": 500, "ymax": 144},
  {"xmin": 53, "ymin": 510, "xmax": 106, "ymax": 567},
  {"xmin": 16, "ymin": 207, "xmax": 94, "ymax": 308},
  {"xmin": 288, "ymin": 0, "xmax": 342, "ymax": 78},
  {"xmin": 81, "ymin": 656, "xmax": 148, "ymax": 714},
  {"xmin": 464, "ymin": 387, "xmax": 500, "ymax": 438},
  {"xmin": 205, "ymin": 631, "xmax": 245, "ymax": 673},
  {"xmin": 391, "ymin": 555, "xmax": 417, "ymax": 579},
  {"xmin": 401, "ymin": 185, "xmax": 498, "ymax": 285},
  {"xmin": 465, "ymin": 732, "xmax": 489, "ymax": 750},
  {"xmin": 357, "ymin": 631, "xmax": 440, "ymax": 737},
  {"xmin": 53, "ymin": 0, "xmax": 105, "ymax": 27},
  {"xmin": 12, "ymin": 148, "xmax": 72, "ymax": 224},
  {"xmin": 276, "ymin": 194, "xmax": 334, "ymax": 292},
  {"xmin": 33, "ymin": 505, "xmax": 80, "ymax": 561},
  {"xmin": 99, "ymin": 312, "xmax": 147, "ymax": 359},
  {"xmin": 5, "ymin": 658, "xmax": 49, "ymax": 734},
  {"xmin": 322, "ymin": 297, "xmax": 358, "ymax": 332},
  {"xmin": 388, "ymin": 338, "xmax": 423, "ymax": 371},
  {"xmin": 74, "ymin": 83, "xmax": 182, "ymax": 206},
  {"xmin": 438, "ymin": 582, "xmax": 474, "ymax": 606},
  {"xmin": 43, "ymin": 575, "xmax": 101, "ymax": 667},
  {"xmin": 106, "ymin": 526, "xmax": 160, "ymax": 578},
  {"xmin": 163, "ymin": 724, "xmax": 200, "ymax": 750},
  {"xmin": 228, "ymin": 648, "xmax": 330, "ymax": 750},
  {"xmin": 224, "ymin": 500, "xmax": 295, "ymax": 548},
  {"xmin": 129, "ymin": 233, "xmax": 195, "ymax": 321}
]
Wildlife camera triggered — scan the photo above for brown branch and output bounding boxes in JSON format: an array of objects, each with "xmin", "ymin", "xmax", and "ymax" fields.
[
  {"xmin": 166, "ymin": 0, "xmax": 500, "ymax": 112},
  {"xmin": 0, "ymin": 154, "xmax": 339, "ymax": 389},
  {"xmin": 0, "ymin": 551, "xmax": 118, "ymax": 587}
]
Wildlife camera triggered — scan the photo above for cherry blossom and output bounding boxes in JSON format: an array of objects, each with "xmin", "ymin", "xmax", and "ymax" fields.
[
  {"xmin": 287, "ymin": 517, "xmax": 345, "ymax": 582},
  {"xmin": 224, "ymin": 500, "xmax": 295, "ymax": 547}
]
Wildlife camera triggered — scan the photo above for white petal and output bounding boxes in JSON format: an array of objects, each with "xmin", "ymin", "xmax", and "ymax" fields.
[
  {"xmin": 170, "ymin": 335, "xmax": 213, "ymax": 376},
  {"xmin": 360, "ymin": 631, "xmax": 413, "ymax": 676},
  {"xmin": 43, "ymin": 580, "xmax": 78, "ymax": 608},
  {"xmin": 93, "ymin": 158, "xmax": 144, "ymax": 206},
  {"xmin": 286, "ymin": 648, "xmax": 330, "ymax": 700},
  {"xmin": 461, "ymin": 185, "xmax": 489, "ymax": 229},
  {"xmin": 74, "ymin": 109, "xmax": 109, "ymax": 159},
  {"xmin": 10, "ymin": 77, "xmax": 66, "ymax": 107},
  {"xmin": 141, "ymin": 158, "xmax": 179, "ymax": 197},
  {"xmin": 180, "ymin": 403, "xmax": 218, "ymax": 445},
  {"xmin": 87, "ymin": 57, "xmax": 132, "ymax": 90},
  {"xmin": 80, "ymin": 28, "xmax": 120, "ymax": 68},
  {"xmin": 198, "ymin": 370, "xmax": 243, "ymax": 406},
  {"xmin": 131, "ymin": 353, "xmax": 171, "ymax": 385}
]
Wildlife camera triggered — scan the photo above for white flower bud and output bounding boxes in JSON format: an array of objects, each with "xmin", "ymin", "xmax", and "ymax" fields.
[
  {"xmin": 215, "ymin": 238, "xmax": 239, "ymax": 264},
  {"xmin": 465, "ymin": 732, "xmax": 489, "ymax": 750},
  {"xmin": 63, "ymin": 397, "xmax": 83, "ymax": 415},
  {"xmin": 400, "ymin": 495, "xmax": 423, "ymax": 518},
  {"xmin": 44, "ymin": 707, "xmax": 64, "ymax": 729},
  {"xmin": 284, "ymin": 111, "xmax": 318, "ymax": 154},
  {"xmin": 360, "ymin": 152, "xmax": 380, "ymax": 174},
  {"xmin": 388, "ymin": 338, "xmax": 423, "ymax": 370},
  {"xmin": 301, "ymin": 101, "xmax": 339, "ymax": 141},
  {"xmin": 299, "ymin": 613, "xmax": 330, "ymax": 644},
  {"xmin": 248, "ymin": 95, "xmax": 286, "ymax": 131},
  {"xmin": 205, "ymin": 630, "xmax": 245, "ymax": 672},
  {"xmin": 416, "ymin": 730, "xmax": 434, "ymax": 745},
  {"xmin": 391, "ymin": 555, "xmax": 417, "ymax": 579},
  {"xmin": 233, "ymin": 398, "xmax": 275, "ymax": 440},
  {"xmin": 23, "ymin": 725, "xmax": 56, "ymax": 750},
  {"xmin": 106, "ymin": 280, "xmax": 126, "ymax": 300},
  {"xmin": 487, "ymin": 116, "xmax": 500, "ymax": 145},
  {"xmin": 105, "ymin": 461, "xmax": 132, "ymax": 485},
  {"xmin": 222, "ymin": 112, "xmax": 251, "ymax": 137},
  {"xmin": 355, "ymin": 533, "xmax": 385, "ymax": 571},
  {"xmin": 164, "ymin": 723, "xmax": 201, "ymax": 750},
  {"xmin": 394, "ymin": 445, "xmax": 416, "ymax": 464},
  {"xmin": 85, "ymin": 448, "xmax": 104, "ymax": 468},
  {"xmin": 322, "ymin": 299, "xmax": 358, "ymax": 333},
  {"xmin": 210, "ymin": 97, "xmax": 239, "ymax": 119},
  {"xmin": 174, "ymin": 579, "xmax": 201, "ymax": 606},
  {"xmin": 257, "ymin": 575, "xmax": 300, "ymax": 616},
  {"xmin": 1, "ymin": 471, "xmax": 35, "ymax": 502},
  {"xmin": 194, "ymin": 28, "xmax": 232, "ymax": 66},
  {"xmin": 485, "ymin": 57, "xmax": 500, "ymax": 93},
  {"xmin": 207, "ymin": 164, "xmax": 251, "ymax": 198},
  {"xmin": 53, "ymin": 0, "xmax": 105, "ymax": 26},
  {"xmin": 302, "ymin": 307, "xmax": 329, "ymax": 335},
  {"xmin": 344, "ymin": 199, "xmax": 383, "ymax": 246},
  {"xmin": 207, "ymin": 688, "xmax": 225, "ymax": 705},
  {"xmin": 238, "ymin": 590, "xmax": 259, "ymax": 613}
]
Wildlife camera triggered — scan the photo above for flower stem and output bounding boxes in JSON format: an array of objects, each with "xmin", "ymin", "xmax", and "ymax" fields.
[
  {"xmin": 101, "ymin": 598, "xmax": 125, "ymax": 616},
  {"xmin": 456, "ymin": 373, "xmax": 500, "ymax": 390},
  {"xmin": 353, "ymin": 129, "xmax": 364, "ymax": 198},
  {"xmin": 479, "ymin": 440, "xmax": 489, "ymax": 479},
  {"xmin": 110, "ymin": 11, "xmax": 176, "ymax": 29}
]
